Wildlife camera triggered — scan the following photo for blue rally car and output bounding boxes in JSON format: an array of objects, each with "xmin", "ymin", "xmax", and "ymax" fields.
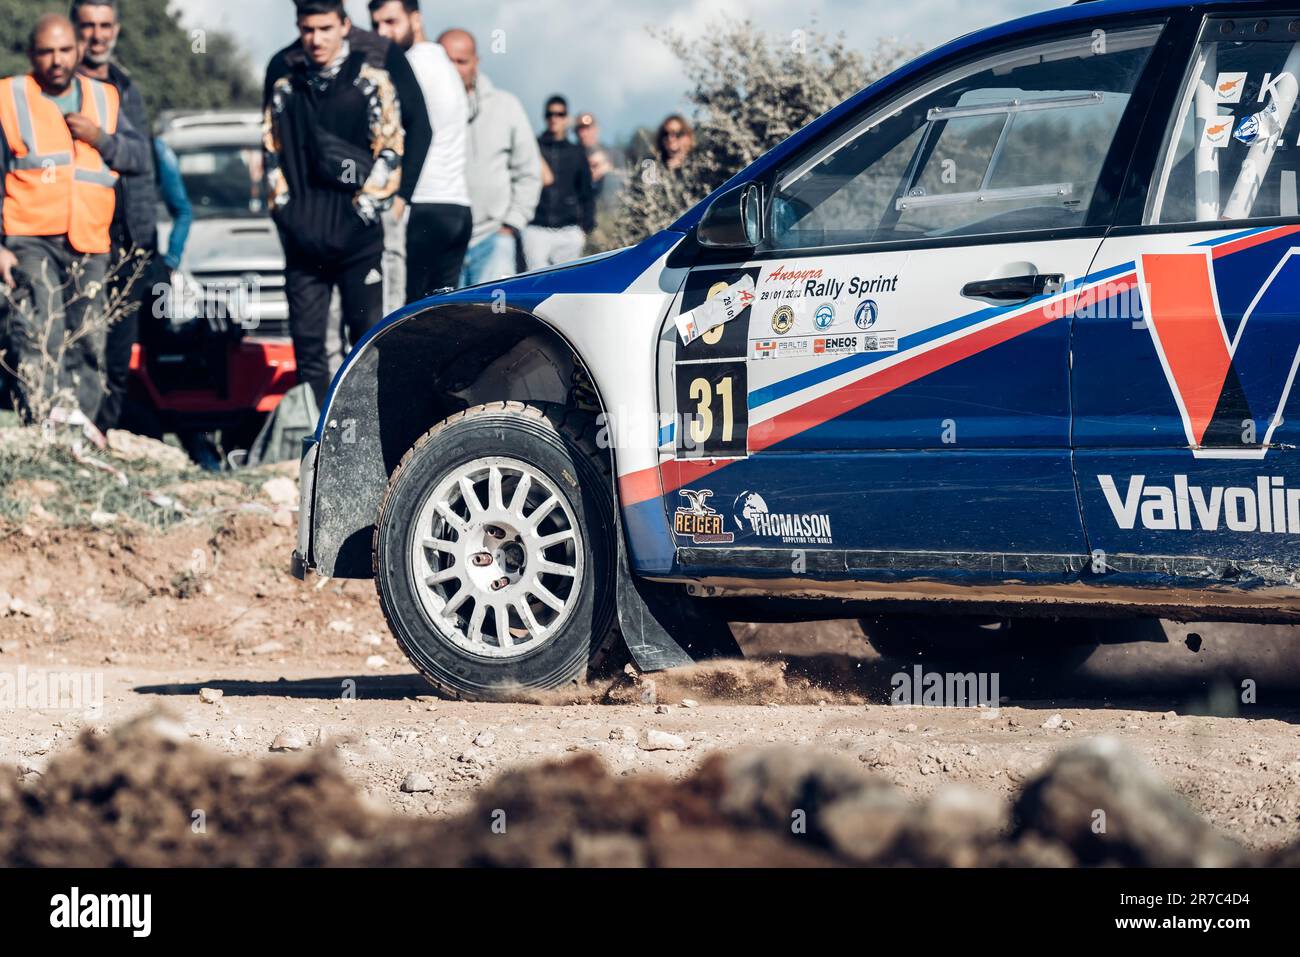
[{"xmin": 295, "ymin": 0, "xmax": 1300, "ymax": 698}]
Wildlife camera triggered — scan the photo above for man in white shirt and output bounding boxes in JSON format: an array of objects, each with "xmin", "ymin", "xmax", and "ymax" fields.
[{"xmin": 370, "ymin": 0, "xmax": 472, "ymax": 301}]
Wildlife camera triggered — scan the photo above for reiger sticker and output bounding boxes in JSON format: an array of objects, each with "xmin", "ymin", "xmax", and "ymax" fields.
[
  {"xmin": 675, "ymin": 275, "xmax": 755, "ymax": 346},
  {"xmin": 673, "ymin": 489, "xmax": 735, "ymax": 544},
  {"xmin": 1216, "ymin": 72, "xmax": 1247, "ymax": 104}
]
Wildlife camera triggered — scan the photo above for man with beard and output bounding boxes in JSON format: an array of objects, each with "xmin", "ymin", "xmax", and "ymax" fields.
[
  {"xmin": 370, "ymin": 0, "xmax": 472, "ymax": 300},
  {"xmin": 0, "ymin": 13, "xmax": 150, "ymax": 424},
  {"xmin": 71, "ymin": 0, "xmax": 161, "ymax": 433}
]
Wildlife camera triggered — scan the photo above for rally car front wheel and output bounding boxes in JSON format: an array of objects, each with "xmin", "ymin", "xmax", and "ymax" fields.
[{"xmin": 374, "ymin": 402, "xmax": 619, "ymax": 700}]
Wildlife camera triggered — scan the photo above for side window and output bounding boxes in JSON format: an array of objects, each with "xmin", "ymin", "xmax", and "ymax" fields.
[
  {"xmin": 769, "ymin": 25, "xmax": 1163, "ymax": 250},
  {"xmin": 1150, "ymin": 16, "xmax": 1300, "ymax": 225}
]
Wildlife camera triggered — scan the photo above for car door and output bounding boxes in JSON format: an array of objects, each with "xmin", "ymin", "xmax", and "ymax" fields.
[
  {"xmin": 1077, "ymin": 11, "xmax": 1300, "ymax": 574},
  {"xmin": 657, "ymin": 20, "xmax": 1168, "ymax": 578}
]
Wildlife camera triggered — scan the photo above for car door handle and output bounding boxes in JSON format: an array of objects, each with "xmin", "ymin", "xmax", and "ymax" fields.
[{"xmin": 961, "ymin": 274, "xmax": 1064, "ymax": 304}]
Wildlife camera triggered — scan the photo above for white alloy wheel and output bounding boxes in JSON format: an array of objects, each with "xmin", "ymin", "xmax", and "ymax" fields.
[{"xmin": 409, "ymin": 456, "xmax": 585, "ymax": 658}]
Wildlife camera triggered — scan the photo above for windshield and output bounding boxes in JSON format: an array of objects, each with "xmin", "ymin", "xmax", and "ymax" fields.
[{"xmin": 165, "ymin": 145, "xmax": 268, "ymax": 220}]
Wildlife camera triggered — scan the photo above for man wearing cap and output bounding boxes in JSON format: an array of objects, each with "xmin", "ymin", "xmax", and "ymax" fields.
[{"xmin": 575, "ymin": 112, "xmax": 620, "ymax": 199}]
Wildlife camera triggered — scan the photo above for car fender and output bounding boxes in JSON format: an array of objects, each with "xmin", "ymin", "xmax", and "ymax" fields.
[{"xmin": 304, "ymin": 230, "xmax": 690, "ymax": 580}]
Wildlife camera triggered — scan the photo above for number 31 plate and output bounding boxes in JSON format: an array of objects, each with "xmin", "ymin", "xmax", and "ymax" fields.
[{"xmin": 675, "ymin": 359, "xmax": 748, "ymax": 459}]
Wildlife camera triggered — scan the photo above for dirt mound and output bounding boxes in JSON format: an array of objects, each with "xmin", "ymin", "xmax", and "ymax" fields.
[
  {"xmin": 0, "ymin": 425, "xmax": 292, "ymax": 533},
  {"xmin": 1, "ymin": 709, "xmax": 1285, "ymax": 867},
  {"xmin": 0, "ymin": 712, "xmax": 395, "ymax": 866}
]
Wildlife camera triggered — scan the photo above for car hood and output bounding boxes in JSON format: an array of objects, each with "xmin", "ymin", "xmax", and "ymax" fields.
[{"xmin": 161, "ymin": 217, "xmax": 285, "ymax": 274}]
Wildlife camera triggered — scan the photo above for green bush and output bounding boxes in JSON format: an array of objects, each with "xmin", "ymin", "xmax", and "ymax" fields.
[{"xmin": 598, "ymin": 21, "xmax": 919, "ymax": 251}]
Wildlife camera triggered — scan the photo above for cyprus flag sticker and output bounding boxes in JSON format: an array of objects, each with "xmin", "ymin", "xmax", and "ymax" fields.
[
  {"xmin": 675, "ymin": 275, "xmax": 756, "ymax": 345},
  {"xmin": 1201, "ymin": 115, "xmax": 1234, "ymax": 149},
  {"xmin": 1215, "ymin": 72, "xmax": 1247, "ymax": 104}
]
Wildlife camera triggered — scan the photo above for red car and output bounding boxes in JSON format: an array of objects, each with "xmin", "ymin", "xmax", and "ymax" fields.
[{"xmin": 125, "ymin": 111, "xmax": 298, "ymax": 464}]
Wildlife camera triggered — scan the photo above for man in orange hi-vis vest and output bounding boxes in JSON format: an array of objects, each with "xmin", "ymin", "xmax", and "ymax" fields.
[{"xmin": 0, "ymin": 13, "xmax": 150, "ymax": 424}]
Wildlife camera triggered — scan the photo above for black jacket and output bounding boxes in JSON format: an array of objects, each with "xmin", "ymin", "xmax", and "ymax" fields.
[
  {"xmin": 103, "ymin": 62, "xmax": 157, "ymax": 253},
  {"xmin": 531, "ymin": 133, "xmax": 594, "ymax": 233},
  {"xmin": 264, "ymin": 30, "xmax": 430, "ymax": 208}
]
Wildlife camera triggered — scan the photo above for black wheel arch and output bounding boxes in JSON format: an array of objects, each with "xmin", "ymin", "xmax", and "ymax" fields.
[{"xmin": 309, "ymin": 302, "xmax": 613, "ymax": 579}]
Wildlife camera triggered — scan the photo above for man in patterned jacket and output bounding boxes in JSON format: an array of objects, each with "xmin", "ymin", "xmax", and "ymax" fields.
[{"xmin": 263, "ymin": 0, "xmax": 430, "ymax": 407}]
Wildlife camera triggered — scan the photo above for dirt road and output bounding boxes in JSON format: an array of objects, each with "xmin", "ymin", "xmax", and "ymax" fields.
[{"xmin": 3, "ymin": 489, "xmax": 1300, "ymax": 852}]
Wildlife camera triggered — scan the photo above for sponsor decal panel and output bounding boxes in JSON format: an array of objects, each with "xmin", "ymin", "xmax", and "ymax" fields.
[
  {"xmin": 673, "ymin": 489, "xmax": 735, "ymax": 544},
  {"xmin": 751, "ymin": 332, "xmax": 897, "ymax": 360},
  {"xmin": 732, "ymin": 491, "xmax": 833, "ymax": 545},
  {"xmin": 1099, "ymin": 474, "xmax": 1300, "ymax": 533}
]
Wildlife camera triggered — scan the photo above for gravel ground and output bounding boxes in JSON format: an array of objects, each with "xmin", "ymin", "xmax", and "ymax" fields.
[{"xmin": 2, "ymin": 462, "xmax": 1300, "ymax": 855}]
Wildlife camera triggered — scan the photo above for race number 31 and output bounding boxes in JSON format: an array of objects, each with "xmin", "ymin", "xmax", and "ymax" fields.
[{"xmin": 676, "ymin": 360, "xmax": 748, "ymax": 458}]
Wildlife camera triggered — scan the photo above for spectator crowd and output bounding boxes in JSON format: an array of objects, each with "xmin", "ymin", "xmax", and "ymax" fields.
[{"xmin": 0, "ymin": 0, "xmax": 697, "ymax": 454}]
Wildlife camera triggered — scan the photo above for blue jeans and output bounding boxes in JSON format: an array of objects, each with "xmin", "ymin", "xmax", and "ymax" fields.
[{"xmin": 459, "ymin": 230, "xmax": 517, "ymax": 288}]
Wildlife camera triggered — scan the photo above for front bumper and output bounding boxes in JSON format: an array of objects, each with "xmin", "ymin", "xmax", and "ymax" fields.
[{"xmin": 291, "ymin": 438, "xmax": 319, "ymax": 581}]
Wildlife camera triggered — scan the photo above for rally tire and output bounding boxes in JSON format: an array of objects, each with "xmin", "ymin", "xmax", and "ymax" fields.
[{"xmin": 373, "ymin": 402, "xmax": 620, "ymax": 700}]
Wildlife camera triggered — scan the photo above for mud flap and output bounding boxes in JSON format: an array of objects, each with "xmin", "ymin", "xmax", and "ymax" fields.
[{"xmin": 615, "ymin": 525, "xmax": 743, "ymax": 671}]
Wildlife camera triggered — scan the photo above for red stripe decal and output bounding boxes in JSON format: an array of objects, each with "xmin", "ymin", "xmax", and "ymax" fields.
[
  {"xmin": 620, "ymin": 297, "xmax": 1081, "ymax": 507},
  {"xmin": 1140, "ymin": 253, "xmax": 1231, "ymax": 445},
  {"xmin": 1211, "ymin": 223, "xmax": 1300, "ymax": 259},
  {"xmin": 749, "ymin": 300, "xmax": 1065, "ymax": 452}
]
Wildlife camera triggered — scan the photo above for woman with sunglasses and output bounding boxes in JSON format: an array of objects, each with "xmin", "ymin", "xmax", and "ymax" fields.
[{"xmin": 657, "ymin": 114, "xmax": 695, "ymax": 173}]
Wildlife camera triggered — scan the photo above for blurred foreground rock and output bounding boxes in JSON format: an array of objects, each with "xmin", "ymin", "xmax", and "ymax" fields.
[{"xmin": 0, "ymin": 710, "xmax": 1286, "ymax": 867}]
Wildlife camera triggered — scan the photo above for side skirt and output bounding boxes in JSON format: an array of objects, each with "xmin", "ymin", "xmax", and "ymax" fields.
[{"xmin": 667, "ymin": 547, "xmax": 1300, "ymax": 623}]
